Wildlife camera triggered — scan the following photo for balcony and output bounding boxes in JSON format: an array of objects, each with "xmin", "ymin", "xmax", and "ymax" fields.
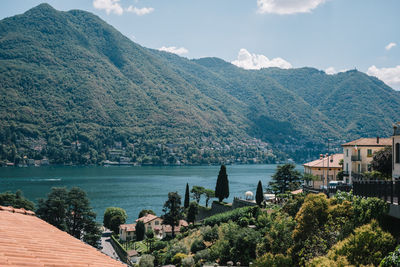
[{"xmin": 351, "ymin": 155, "xmax": 362, "ymax": 161}]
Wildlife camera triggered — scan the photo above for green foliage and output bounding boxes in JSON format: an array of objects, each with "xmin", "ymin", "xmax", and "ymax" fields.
[
  {"xmin": 282, "ymin": 193, "xmax": 306, "ymax": 217},
  {"xmin": 255, "ymin": 253, "xmax": 292, "ymax": 267},
  {"xmin": 36, "ymin": 187, "xmax": 101, "ymax": 247},
  {"xmin": 269, "ymin": 164, "xmax": 301, "ymax": 194},
  {"xmin": 109, "ymin": 214, "xmax": 125, "ymax": 234},
  {"xmin": 191, "ymin": 186, "xmax": 205, "ymax": 204},
  {"xmin": 256, "ymin": 180, "xmax": 263, "ymax": 207},
  {"xmin": 138, "ymin": 209, "xmax": 155, "ymax": 219},
  {"xmin": 136, "ymin": 221, "xmax": 145, "ymax": 241},
  {"xmin": 184, "ymin": 183, "xmax": 190, "ymax": 209},
  {"xmin": 162, "ymin": 192, "xmax": 183, "ymax": 238},
  {"xmin": 371, "ymin": 146, "xmax": 392, "ymax": 179},
  {"xmin": 181, "ymin": 256, "xmax": 195, "ymax": 267},
  {"xmin": 380, "ymin": 245, "xmax": 400, "ymax": 267},
  {"xmin": 204, "ymin": 189, "xmax": 215, "ymax": 208},
  {"xmin": 187, "ymin": 201, "xmax": 198, "ymax": 224},
  {"xmin": 210, "ymin": 221, "xmax": 261, "ymax": 265},
  {"xmin": 256, "ymin": 211, "xmax": 296, "ymax": 256},
  {"xmin": 0, "ymin": 190, "xmax": 35, "ymax": 210},
  {"xmin": 326, "ymin": 220, "xmax": 395, "ymax": 266},
  {"xmin": 215, "ymin": 165, "xmax": 229, "ymax": 202},
  {"xmin": 203, "ymin": 206, "xmax": 258, "ymax": 226},
  {"xmin": 191, "ymin": 239, "xmax": 206, "ymax": 254},
  {"xmin": 139, "ymin": 254, "xmax": 155, "ymax": 267},
  {"xmin": 202, "ymin": 225, "xmax": 219, "ymax": 242},
  {"xmin": 103, "ymin": 207, "xmax": 127, "ymax": 230},
  {"xmin": 172, "ymin": 253, "xmax": 187, "ymax": 266},
  {"xmin": 146, "ymin": 229, "xmax": 154, "ymax": 239}
]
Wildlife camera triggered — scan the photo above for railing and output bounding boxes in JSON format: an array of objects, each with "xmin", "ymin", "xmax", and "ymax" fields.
[
  {"xmin": 353, "ymin": 180, "xmax": 400, "ymax": 205},
  {"xmin": 351, "ymin": 155, "xmax": 362, "ymax": 161},
  {"xmin": 342, "ymin": 171, "xmax": 349, "ymax": 177}
]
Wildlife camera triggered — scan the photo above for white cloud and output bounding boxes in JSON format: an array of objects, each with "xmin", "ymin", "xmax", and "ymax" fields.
[
  {"xmin": 126, "ymin": 6, "xmax": 154, "ymax": 16},
  {"xmin": 257, "ymin": 0, "xmax": 326, "ymax": 15},
  {"xmin": 93, "ymin": 0, "xmax": 123, "ymax": 15},
  {"xmin": 385, "ymin": 42, "xmax": 397, "ymax": 51},
  {"xmin": 231, "ymin": 49, "xmax": 292, "ymax": 70},
  {"xmin": 324, "ymin": 67, "xmax": 349, "ymax": 75},
  {"xmin": 367, "ymin": 65, "xmax": 400, "ymax": 90},
  {"xmin": 93, "ymin": 0, "xmax": 154, "ymax": 16},
  {"xmin": 159, "ymin": 46, "xmax": 189, "ymax": 56}
]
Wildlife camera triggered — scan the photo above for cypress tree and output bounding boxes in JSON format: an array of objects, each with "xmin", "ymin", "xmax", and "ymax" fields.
[
  {"xmin": 184, "ymin": 183, "xmax": 190, "ymax": 209},
  {"xmin": 215, "ymin": 165, "xmax": 229, "ymax": 202},
  {"xmin": 256, "ymin": 180, "xmax": 263, "ymax": 207}
]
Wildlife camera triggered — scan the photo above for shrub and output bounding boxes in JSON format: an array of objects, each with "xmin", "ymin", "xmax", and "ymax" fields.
[
  {"xmin": 327, "ymin": 220, "xmax": 395, "ymax": 266},
  {"xmin": 254, "ymin": 253, "xmax": 292, "ymax": 267},
  {"xmin": 139, "ymin": 254, "xmax": 155, "ymax": 267},
  {"xmin": 202, "ymin": 225, "xmax": 219, "ymax": 242},
  {"xmin": 203, "ymin": 206, "xmax": 258, "ymax": 226},
  {"xmin": 194, "ymin": 249, "xmax": 211, "ymax": 263},
  {"xmin": 380, "ymin": 245, "xmax": 400, "ymax": 267},
  {"xmin": 191, "ymin": 239, "xmax": 206, "ymax": 254},
  {"xmin": 182, "ymin": 256, "xmax": 195, "ymax": 267},
  {"xmin": 172, "ymin": 253, "xmax": 187, "ymax": 266},
  {"xmin": 153, "ymin": 241, "xmax": 167, "ymax": 251}
]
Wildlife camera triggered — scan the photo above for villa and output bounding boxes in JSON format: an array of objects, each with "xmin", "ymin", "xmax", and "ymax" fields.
[
  {"xmin": 342, "ymin": 137, "xmax": 391, "ymax": 183},
  {"xmin": 303, "ymin": 153, "xmax": 343, "ymax": 189}
]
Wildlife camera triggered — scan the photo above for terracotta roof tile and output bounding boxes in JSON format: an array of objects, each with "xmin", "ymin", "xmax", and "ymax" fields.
[
  {"xmin": 303, "ymin": 153, "xmax": 343, "ymax": 168},
  {"xmin": 119, "ymin": 223, "xmax": 136, "ymax": 232},
  {"xmin": 136, "ymin": 214, "xmax": 159, "ymax": 224},
  {"xmin": 341, "ymin": 137, "xmax": 391, "ymax": 147},
  {"xmin": 0, "ymin": 206, "xmax": 126, "ymax": 267}
]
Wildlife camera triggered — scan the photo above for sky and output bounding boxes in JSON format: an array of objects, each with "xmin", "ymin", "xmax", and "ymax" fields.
[{"xmin": 1, "ymin": 0, "xmax": 399, "ymax": 89}]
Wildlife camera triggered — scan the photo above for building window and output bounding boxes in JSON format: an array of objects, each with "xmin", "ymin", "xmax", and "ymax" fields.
[
  {"xmin": 368, "ymin": 164, "xmax": 371, "ymax": 172},
  {"xmin": 367, "ymin": 149, "xmax": 372, "ymax": 157},
  {"xmin": 396, "ymin": 143, "xmax": 400, "ymax": 163},
  {"xmin": 346, "ymin": 163, "xmax": 348, "ymax": 172},
  {"xmin": 346, "ymin": 149, "xmax": 348, "ymax": 157},
  {"xmin": 358, "ymin": 164, "xmax": 361, "ymax": 173},
  {"xmin": 155, "ymin": 221, "xmax": 159, "ymax": 225}
]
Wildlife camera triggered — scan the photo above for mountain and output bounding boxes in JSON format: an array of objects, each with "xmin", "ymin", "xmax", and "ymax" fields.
[{"xmin": 0, "ymin": 4, "xmax": 399, "ymax": 165}]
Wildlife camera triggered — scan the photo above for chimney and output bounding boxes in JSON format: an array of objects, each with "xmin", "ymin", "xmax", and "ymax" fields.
[{"xmin": 377, "ymin": 136, "xmax": 380, "ymax": 144}]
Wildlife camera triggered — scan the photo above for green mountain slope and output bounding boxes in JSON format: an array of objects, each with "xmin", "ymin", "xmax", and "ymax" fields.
[{"xmin": 0, "ymin": 4, "xmax": 399, "ymax": 165}]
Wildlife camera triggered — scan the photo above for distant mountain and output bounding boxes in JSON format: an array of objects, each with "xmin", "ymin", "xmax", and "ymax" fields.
[{"xmin": 0, "ymin": 4, "xmax": 398, "ymax": 165}]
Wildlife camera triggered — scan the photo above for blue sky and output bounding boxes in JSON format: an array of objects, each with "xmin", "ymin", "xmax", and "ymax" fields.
[{"xmin": 1, "ymin": 0, "xmax": 399, "ymax": 89}]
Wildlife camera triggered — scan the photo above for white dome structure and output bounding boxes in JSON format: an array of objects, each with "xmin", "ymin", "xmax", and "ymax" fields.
[{"xmin": 245, "ymin": 191, "xmax": 254, "ymax": 200}]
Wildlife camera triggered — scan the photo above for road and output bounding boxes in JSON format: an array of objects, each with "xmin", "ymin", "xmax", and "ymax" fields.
[{"xmin": 101, "ymin": 230, "xmax": 121, "ymax": 262}]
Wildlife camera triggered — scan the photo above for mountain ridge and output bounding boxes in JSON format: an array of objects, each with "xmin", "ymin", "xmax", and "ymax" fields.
[{"xmin": 0, "ymin": 4, "xmax": 398, "ymax": 165}]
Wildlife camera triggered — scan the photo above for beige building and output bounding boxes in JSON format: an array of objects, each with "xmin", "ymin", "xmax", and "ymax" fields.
[
  {"xmin": 342, "ymin": 137, "xmax": 391, "ymax": 183},
  {"xmin": 303, "ymin": 153, "xmax": 343, "ymax": 189},
  {"xmin": 392, "ymin": 123, "xmax": 400, "ymax": 179},
  {"xmin": 119, "ymin": 214, "xmax": 187, "ymax": 241}
]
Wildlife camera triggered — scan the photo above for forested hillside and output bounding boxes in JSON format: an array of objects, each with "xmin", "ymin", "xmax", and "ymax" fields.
[{"xmin": 0, "ymin": 4, "xmax": 399, "ymax": 165}]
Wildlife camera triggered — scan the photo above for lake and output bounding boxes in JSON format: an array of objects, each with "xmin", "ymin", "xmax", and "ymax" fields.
[{"xmin": 0, "ymin": 164, "xmax": 302, "ymax": 223}]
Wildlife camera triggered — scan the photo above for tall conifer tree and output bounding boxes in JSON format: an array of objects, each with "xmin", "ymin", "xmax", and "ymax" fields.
[
  {"xmin": 215, "ymin": 165, "xmax": 229, "ymax": 202},
  {"xmin": 256, "ymin": 180, "xmax": 263, "ymax": 207},
  {"xmin": 184, "ymin": 183, "xmax": 190, "ymax": 209}
]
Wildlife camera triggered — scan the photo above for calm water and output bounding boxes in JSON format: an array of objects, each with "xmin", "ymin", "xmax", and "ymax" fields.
[{"xmin": 0, "ymin": 165, "xmax": 301, "ymax": 223}]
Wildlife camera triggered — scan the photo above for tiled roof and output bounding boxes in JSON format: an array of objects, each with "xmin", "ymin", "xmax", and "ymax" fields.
[
  {"xmin": 0, "ymin": 205, "xmax": 126, "ymax": 267},
  {"xmin": 341, "ymin": 137, "xmax": 391, "ymax": 147},
  {"xmin": 162, "ymin": 220, "xmax": 189, "ymax": 233},
  {"xmin": 136, "ymin": 214, "xmax": 159, "ymax": 224},
  {"xmin": 120, "ymin": 223, "xmax": 136, "ymax": 232},
  {"xmin": 303, "ymin": 153, "xmax": 343, "ymax": 168}
]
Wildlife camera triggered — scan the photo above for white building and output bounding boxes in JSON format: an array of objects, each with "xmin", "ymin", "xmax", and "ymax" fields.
[
  {"xmin": 392, "ymin": 123, "xmax": 400, "ymax": 179},
  {"xmin": 341, "ymin": 137, "xmax": 391, "ymax": 183}
]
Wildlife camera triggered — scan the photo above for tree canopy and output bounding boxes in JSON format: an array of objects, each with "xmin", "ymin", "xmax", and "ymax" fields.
[
  {"xmin": 103, "ymin": 207, "xmax": 127, "ymax": 231},
  {"xmin": 36, "ymin": 187, "xmax": 101, "ymax": 247},
  {"xmin": 215, "ymin": 165, "xmax": 229, "ymax": 202},
  {"xmin": 370, "ymin": 146, "xmax": 392, "ymax": 179},
  {"xmin": 256, "ymin": 180, "xmax": 263, "ymax": 207},
  {"xmin": 184, "ymin": 183, "xmax": 190, "ymax": 209},
  {"xmin": 0, "ymin": 190, "xmax": 35, "ymax": 211},
  {"xmin": 162, "ymin": 192, "xmax": 183, "ymax": 238},
  {"xmin": 268, "ymin": 164, "xmax": 302, "ymax": 194}
]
